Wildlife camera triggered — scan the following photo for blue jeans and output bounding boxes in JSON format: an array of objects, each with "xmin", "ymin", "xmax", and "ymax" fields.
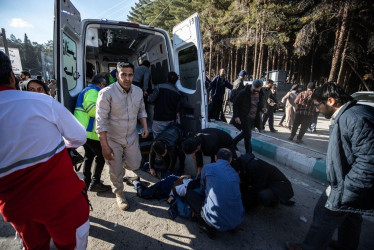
[
  {"xmin": 262, "ymin": 111, "xmax": 275, "ymax": 131},
  {"xmin": 302, "ymin": 190, "xmax": 362, "ymax": 250},
  {"xmin": 152, "ymin": 120, "xmax": 173, "ymax": 139}
]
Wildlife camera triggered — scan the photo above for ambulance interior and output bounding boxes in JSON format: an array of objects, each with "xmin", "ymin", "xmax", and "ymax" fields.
[{"xmin": 84, "ymin": 24, "xmax": 170, "ymax": 87}]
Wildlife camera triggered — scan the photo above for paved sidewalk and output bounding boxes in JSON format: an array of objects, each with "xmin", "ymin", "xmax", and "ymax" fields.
[{"xmin": 209, "ymin": 111, "xmax": 331, "ymax": 183}]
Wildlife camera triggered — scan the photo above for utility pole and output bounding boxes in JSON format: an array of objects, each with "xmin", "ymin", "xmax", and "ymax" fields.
[{"xmin": 1, "ymin": 28, "xmax": 9, "ymax": 56}]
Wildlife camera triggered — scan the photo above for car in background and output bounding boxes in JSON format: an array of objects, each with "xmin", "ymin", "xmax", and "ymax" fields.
[{"xmin": 351, "ymin": 91, "xmax": 374, "ymax": 107}]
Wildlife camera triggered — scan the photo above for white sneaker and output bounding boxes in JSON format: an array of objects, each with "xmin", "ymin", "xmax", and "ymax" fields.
[{"xmin": 116, "ymin": 193, "xmax": 129, "ymax": 211}]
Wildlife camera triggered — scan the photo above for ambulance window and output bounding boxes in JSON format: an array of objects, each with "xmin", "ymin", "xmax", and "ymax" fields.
[
  {"xmin": 62, "ymin": 33, "xmax": 78, "ymax": 90},
  {"xmin": 178, "ymin": 45, "xmax": 198, "ymax": 90}
]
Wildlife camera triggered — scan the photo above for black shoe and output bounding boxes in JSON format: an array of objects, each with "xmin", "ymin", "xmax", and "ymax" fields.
[
  {"xmin": 296, "ymin": 139, "xmax": 303, "ymax": 144},
  {"xmin": 280, "ymin": 200, "xmax": 295, "ymax": 206},
  {"xmin": 198, "ymin": 218, "xmax": 217, "ymax": 239},
  {"xmin": 288, "ymin": 136, "xmax": 294, "ymax": 141},
  {"xmin": 270, "ymin": 129, "xmax": 278, "ymax": 133},
  {"xmin": 123, "ymin": 176, "xmax": 140, "ymax": 186},
  {"xmin": 88, "ymin": 182, "xmax": 111, "ymax": 192}
]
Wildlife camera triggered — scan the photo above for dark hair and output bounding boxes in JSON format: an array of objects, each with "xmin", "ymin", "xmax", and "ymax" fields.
[
  {"xmin": 142, "ymin": 60, "xmax": 150, "ymax": 68},
  {"xmin": 182, "ymin": 136, "xmax": 201, "ymax": 154},
  {"xmin": 0, "ymin": 51, "xmax": 13, "ymax": 85},
  {"xmin": 27, "ymin": 79, "xmax": 50, "ymax": 94},
  {"xmin": 267, "ymin": 79, "xmax": 274, "ymax": 85},
  {"xmin": 117, "ymin": 61, "xmax": 134, "ymax": 72},
  {"xmin": 152, "ymin": 141, "xmax": 166, "ymax": 155},
  {"xmin": 216, "ymin": 148, "xmax": 232, "ymax": 162},
  {"xmin": 36, "ymin": 75, "xmax": 42, "ymax": 80},
  {"xmin": 168, "ymin": 72, "xmax": 179, "ymax": 85},
  {"xmin": 21, "ymin": 71, "xmax": 31, "ymax": 77},
  {"xmin": 92, "ymin": 75, "xmax": 106, "ymax": 86},
  {"xmin": 311, "ymin": 82, "xmax": 354, "ymax": 106}
]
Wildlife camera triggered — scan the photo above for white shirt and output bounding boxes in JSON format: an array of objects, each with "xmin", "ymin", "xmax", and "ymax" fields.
[{"xmin": 0, "ymin": 90, "xmax": 86, "ymax": 178}]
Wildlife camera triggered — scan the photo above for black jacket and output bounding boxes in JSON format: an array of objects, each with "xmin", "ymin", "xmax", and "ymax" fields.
[
  {"xmin": 148, "ymin": 83, "xmax": 181, "ymax": 121},
  {"xmin": 194, "ymin": 128, "xmax": 236, "ymax": 168},
  {"xmin": 238, "ymin": 153, "xmax": 293, "ymax": 204},
  {"xmin": 325, "ymin": 101, "xmax": 374, "ymax": 216},
  {"xmin": 266, "ymin": 91, "xmax": 278, "ymax": 113},
  {"xmin": 233, "ymin": 84, "xmax": 264, "ymax": 128},
  {"xmin": 149, "ymin": 123, "xmax": 185, "ymax": 171}
]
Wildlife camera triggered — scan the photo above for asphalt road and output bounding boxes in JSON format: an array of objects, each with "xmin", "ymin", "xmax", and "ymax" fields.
[
  {"xmin": 1, "ymin": 109, "xmax": 373, "ymax": 249},
  {"xmin": 1, "ymin": 149, "xmax": 374, "ymax": 249}
]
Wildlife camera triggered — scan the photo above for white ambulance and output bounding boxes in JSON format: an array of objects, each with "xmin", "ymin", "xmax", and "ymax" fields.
[{"xmin": 54, "ymin": 0, "xmax": 233, "ymax": 144}]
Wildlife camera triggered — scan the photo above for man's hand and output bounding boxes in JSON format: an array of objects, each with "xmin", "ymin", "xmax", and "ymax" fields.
[
  {"xmin": 196, "ymin": 167, "xmax": 202, "ymax": 178},
  {"xmin": 142, "ymin": 127, "xmax": 149, "ymax": 138},
  {"xmin": 262, "ymin": 108, "xmax": 268, "ymax": 113},
  {"xmin": 150, "ymin": 168, "xmax": 156, "ymax": 177},
  {"xmin": 143, "ymin": 90, "xmax": 148, "ymax": 96},
  {"xmin": 102, "ymin": 145, "xmax": 114, "ymax": 161},
  {"xmin": 235, "ymin": 117, "xmax": 241, "ymax": 125}
]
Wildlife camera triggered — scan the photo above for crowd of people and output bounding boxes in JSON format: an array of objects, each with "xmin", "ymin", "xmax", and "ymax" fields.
[
  {"xmin": 208, "ymin": 68, "xmax": 323, "ymax": 145},
  {"xmin": 1, "ymin": 50, "xmax": 373, "ymax": 249}
]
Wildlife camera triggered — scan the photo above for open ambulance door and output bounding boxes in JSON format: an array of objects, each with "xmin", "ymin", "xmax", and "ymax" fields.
[
  {"xmin": 54, "ymin": 0, "xmax": 83, "ymax": 113},
  {"xmin": 172, "ymin": 13, "xmax": 207, "ymax": 133}
]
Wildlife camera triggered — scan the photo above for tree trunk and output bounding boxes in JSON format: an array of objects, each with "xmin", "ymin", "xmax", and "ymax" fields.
[
  {"xmin": 337, "ymin": 28, "xmax": 351, "ymax": 85},
  {"xmin": 266, "ymin": 47, "xmax": 270, "ymax": 81},
  {"xmin": 256, "ymin": 27, "xmax": 264, "ymax": 79},
  {"xmin": 208, "ymin": 37, "xmax": 213, "ymax": 78},
  {"xmin": 230, "ymin": 47, "xmax": 234, "ymax": 82},
  {"xmin": 309, "ymin": 52, "xmax": 314, "ymax": 82},
  {"xmin": 244, "ymin": 23, "xmax": 249, "ymax": 72},
  {"xmin": 277, "ymin": 48, "xmax": 281, "ymax": 71},
  {"xmin": 272, "ymin": 48, "xmax": 276, "ymax": 70},
  {"xmin": 253, "ymin": 26, "xmax": 259, "ymax": 80},
  {"xmin": 328, "ymin": 0, "xmax": 350, "ymax": 82},
  {"xmin": 346, "ymin": 61, "xmax": 370, "ymax": 91},
  {"xmin": 220, "ymin": 42, "xmax": 224, "ymax": 69},
  {"xmin": 234, "ymin": 46, "xmax": 239, "ymax": 79},
  {"xmin": 216, "ymin": 45, "xmax": 219, "ymax": 76},
  {"xmin": 284, "ymin": 49, "xmax": 288, "ymax": 70}
]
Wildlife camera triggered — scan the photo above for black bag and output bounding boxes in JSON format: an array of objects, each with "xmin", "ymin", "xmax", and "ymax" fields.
[{"xmin": 68, "ymin": 148, "xmax": 84, "ymax": 171}]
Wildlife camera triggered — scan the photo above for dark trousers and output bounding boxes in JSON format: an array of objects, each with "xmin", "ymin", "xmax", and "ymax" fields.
[
  {"xmin": 211, "ymin": 98, "xmax": 225, "ymax": 121},
  {"xmin": 262, "ymin": 110, "xmax": 275, "ymax": 131},
  {"xmin": 302, "ymin": 191, "xmax": 363, "ymax": 250},
  {"xmin": 232, "ymin": 117, "xmax": 253, "ymax": 154},
  {"xmin": 185, "ymin": 189, "xmax": 205, "ymax": 214},
  {"xmin": 290, "ymin": 113, "xmax": 313, "ymax": 140},
  {"xmin": 82, "ymin": 138, "xmax": 105, "ymax": 184},
  {"xmin": 280, "ymin": 113, "xmax": 286, "ymax": 124}
]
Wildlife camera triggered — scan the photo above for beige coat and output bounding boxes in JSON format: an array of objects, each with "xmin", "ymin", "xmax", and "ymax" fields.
[
  {"xmin": 281, "ymin": 91, "xmax": 297, "ymax": 127},
  {"xmin": 96, "ymin": 82, "xmax": 147, "ymax": 145}
]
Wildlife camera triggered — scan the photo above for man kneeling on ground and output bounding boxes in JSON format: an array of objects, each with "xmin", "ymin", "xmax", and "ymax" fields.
[
  {"xmin": 147, "ymin": 123, "xmax": 186, "ymax": 179},
  {"xmin": 185, "ymin": 148, "xmax": 244, "ymax": 238},
  {"xmin": 232, "ymin": 153, "xmax": 294, "ymax": 209},
  {"xmin": 182, "ymin": 128, "xmax": 237, "ymax": 177}
]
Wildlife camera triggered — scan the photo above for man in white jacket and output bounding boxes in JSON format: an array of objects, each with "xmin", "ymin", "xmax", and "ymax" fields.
[{"xmin": 0, "ymin": 51, "xmax": 89, "ymax": 249}]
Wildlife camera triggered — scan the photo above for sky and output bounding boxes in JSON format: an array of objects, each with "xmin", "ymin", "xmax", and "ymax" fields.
[{"xmin": 0, "ymin": 0, "xmax": 139, "ymax": 44}]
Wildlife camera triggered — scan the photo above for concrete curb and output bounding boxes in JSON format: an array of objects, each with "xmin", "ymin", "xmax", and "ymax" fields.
[
  {"xmin": 208, "ymin": 121, "xmax": 328, "ymax": 183},
  {"xmin": 252, "ymin": 138, "xmax": 328, "ymax": 183}
]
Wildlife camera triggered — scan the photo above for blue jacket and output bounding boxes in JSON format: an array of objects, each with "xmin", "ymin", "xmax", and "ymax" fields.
[
  {"xmin": 201, "ymin": 159, "xmax": 244, "ymax": 231},
  {"xmin": 325, "ymin": 101, "xmax": 374, "ymax": 216},
  {"xmin": 208, "ymin": 76, "xmax": 232, "ymax": 101}
]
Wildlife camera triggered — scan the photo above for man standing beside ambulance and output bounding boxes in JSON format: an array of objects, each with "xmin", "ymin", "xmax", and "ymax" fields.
[{"xmin": 96, "ymin": 62, "xmax": 148, "ymax": 211}]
